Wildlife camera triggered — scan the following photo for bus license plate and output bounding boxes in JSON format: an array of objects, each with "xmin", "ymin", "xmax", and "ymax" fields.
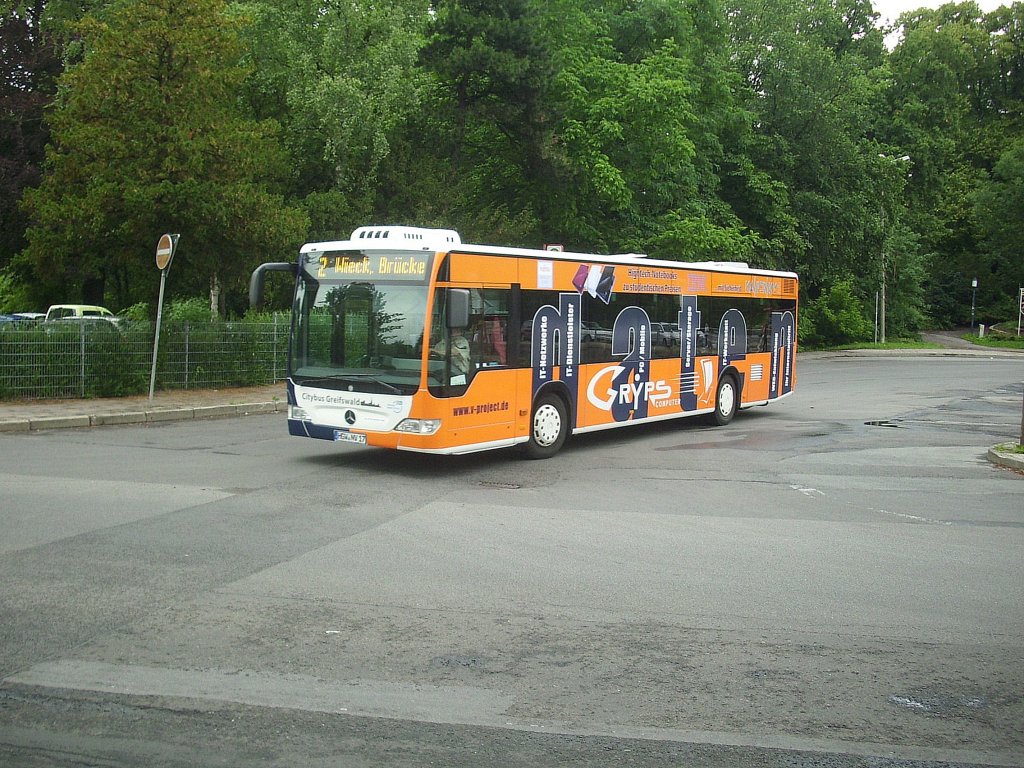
[{"xmin": 333, "ymin": 430, "xmax": 367, "ymax": 445}]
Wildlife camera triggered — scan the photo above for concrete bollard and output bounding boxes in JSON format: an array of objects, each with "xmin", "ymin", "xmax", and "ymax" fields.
[{"xmin": 979, "ymin": 324, "xmax": 985, "ymax": 338}]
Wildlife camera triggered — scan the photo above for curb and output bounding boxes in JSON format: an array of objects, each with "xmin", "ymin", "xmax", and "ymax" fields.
[
  {"xmin": 987, "ymin": 445, "xmax": 1024, "ymax": 473},
  {"xmin": 91, "ymin": 411, "xmax": 148, "ymax": 426},
  {"xmin": 27, "ymin": 415, "xmax": 92, "ymax": 431},
  {"xmin": 0, "ymin": 401, "xmax": 286, "ymax": 433}
]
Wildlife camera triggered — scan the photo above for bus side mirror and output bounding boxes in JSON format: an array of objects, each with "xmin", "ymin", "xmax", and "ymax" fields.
[
  {"xmin": 447, "ymin": 288, "xmax": 470, "ymax": 329},
  {"xmin": 249, "ymin": 262, "xmax": 297, "ymax": 310}
]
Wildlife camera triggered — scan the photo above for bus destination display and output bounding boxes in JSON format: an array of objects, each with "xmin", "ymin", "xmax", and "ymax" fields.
[{"xmin": 307, "ymin": 251, "xmax": 431, "ymax": 282}]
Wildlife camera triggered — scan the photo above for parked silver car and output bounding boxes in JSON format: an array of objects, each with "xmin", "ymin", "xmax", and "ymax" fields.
[{"xmin": 651, "ymin": 322, "xmax": 680, "ymax": 347}]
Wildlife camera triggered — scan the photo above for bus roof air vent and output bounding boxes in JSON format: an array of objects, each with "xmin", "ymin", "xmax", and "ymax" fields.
[{"xmin": 349, "ymin": 226, "xmax": 462, "ymax": 250}]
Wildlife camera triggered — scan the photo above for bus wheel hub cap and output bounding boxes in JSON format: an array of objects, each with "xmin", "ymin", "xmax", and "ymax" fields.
[{"xmin": 534, "ymin": 405, "xmax": 561, "ymax": 446}]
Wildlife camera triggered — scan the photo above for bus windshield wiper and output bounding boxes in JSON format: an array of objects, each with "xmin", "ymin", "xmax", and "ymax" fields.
[
  {"xmin": 338, "ymin": 373, "xmax": 401, "ymax": 394},
  {"xmin": 296, "ymin": 373, "xmax": 401, "ymax": 395}
]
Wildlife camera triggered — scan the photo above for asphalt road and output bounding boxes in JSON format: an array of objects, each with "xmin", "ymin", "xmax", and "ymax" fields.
[{"xmin": 1, "ymin": 353, "xmax": 1022, "ymax": 768}]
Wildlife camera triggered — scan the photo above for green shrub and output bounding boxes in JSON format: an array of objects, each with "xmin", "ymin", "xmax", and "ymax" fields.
[
  {"xmin": 120, "ymin": 302, "xmax": 150, "ymax": 323},
  {"xmin": 0, "ymin": 270, "xmax": 35, "ymax": 313},
  {"xmin": 800, "ymin": 280, "xmax": 872, "ymax": 348},
  {"xmin": 165, "ymin": 297, "xmax": 214, "ymax": 323}
]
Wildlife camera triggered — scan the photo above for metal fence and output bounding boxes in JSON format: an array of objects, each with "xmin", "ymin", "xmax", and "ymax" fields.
[{"xmin": 0, "ymin": 316, "xmax": 288, "ymax": 401}]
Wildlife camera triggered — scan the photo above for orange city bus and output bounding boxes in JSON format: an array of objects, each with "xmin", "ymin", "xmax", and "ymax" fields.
[{"xmin": 249, "ymin": 225, "xmax": 797, "ymax": 458}]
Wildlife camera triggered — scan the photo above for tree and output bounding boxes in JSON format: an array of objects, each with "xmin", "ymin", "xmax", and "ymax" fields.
[
  {"xmin": 417, "ymin": 0, "xmax": 552, "ymax": 245},
  {"xmin": 542, "ymin": 4, "xmax": 701, "ymax": 250},
  {"xmin": 237, "ymin": 0, "xmax": 430, "ymax": 239},
  {"xmin": 727, "ymin": 0, "xmax": 889, "ymax": 291},
  {"xmin": 883, "ymin": 2, "xmax": 1013, "ymax": 325},
  {"xmin": 973, "ymin": 137, "xmax": 1024, "ymax": 320},
  {"xmin": 418, "ymin": 0, "xmax": 779, "ymax": 258},
  {"xmin": 19, "ymin": 0, "xmax": 307, "ymax": 312},
  {"xmin": 0, "ymin": 0, "xmax": 60, "ymax": 276}
]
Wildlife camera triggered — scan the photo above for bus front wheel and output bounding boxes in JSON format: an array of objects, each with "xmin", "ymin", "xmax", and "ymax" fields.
[
  {"xmin": 523, "ymin": 394, "xmax": 568, "ymax": 459},
  {"xmin": 712, "ymin": 373, "xmax": 738, "ymax": 426}
]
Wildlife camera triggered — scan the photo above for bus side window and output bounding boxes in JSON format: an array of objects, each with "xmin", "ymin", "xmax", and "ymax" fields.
[
  {"xmin": 485, "ymin": 319, "xmax": 505, "ymax": 364},
  {"xmin": 479, "ymin": 316, "xmax": 507, "ymax": 364},
  {"xmin": 471, "ymin": 288, "xmax": 510, "ymax": 369}
]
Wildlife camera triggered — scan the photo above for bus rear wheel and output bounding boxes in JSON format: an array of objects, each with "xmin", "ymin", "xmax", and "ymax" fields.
[
  {"xmin": 712, "ymin": 373, "xmax": 738, "ymax": 426},
  {"xmin": 523, "ymin": 393, "xmax": 568, "ymax": 459}
]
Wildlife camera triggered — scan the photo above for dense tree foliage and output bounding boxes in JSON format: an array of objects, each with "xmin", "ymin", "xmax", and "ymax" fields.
[
  {"xmin": 1, "ymin": 0, "xmax": 59, "ymax": 284},
  {"xmin": 16, "ymin": 0, "xmax": 307, "ymax": 314},
  {"xmin": 0, "ymin": 0, "xmax": 1020, "ymax": 338},
  {"xmin": 237, "ymin": 0, "xmax": 428, "ymax": 238}
]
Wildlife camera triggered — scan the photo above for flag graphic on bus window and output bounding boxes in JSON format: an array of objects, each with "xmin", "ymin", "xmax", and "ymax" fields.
[{"xmin": 573, "ymin": 264, "xmax": 615, "ymax": 304}]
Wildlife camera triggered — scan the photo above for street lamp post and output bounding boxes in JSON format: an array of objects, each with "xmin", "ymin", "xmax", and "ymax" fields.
[{"xmin": 971, "ymin": 278, "xmax": 977, "ymax": 332}]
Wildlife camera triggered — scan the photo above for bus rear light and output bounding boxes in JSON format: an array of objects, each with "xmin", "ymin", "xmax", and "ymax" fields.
[
  {"xmin": 289, "ymin": 405, "xmax": 310, "ymax": 421},
  {"xmin": 395, "ymin": 418, "xmax": 441, "ymax": 435}
]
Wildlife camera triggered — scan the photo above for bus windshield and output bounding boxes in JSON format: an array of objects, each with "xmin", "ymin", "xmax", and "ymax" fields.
[{"xmin": 290, "ymin": 253, "xmax": 434, "ymax": 395}]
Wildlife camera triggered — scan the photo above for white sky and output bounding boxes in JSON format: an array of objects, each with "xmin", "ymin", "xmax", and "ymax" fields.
[{"xmin": 873, "ymin": 0, "xmax": 1006, "ymax": 24}]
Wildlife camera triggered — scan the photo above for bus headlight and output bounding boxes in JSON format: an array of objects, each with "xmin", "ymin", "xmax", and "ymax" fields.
[
  {"xmin": 395, "ymin": 418, "xmax": 441, "ymax": 435},
  {"xmin": 289, "ymin": 405, "xmax": 310, "ymax": 421}
]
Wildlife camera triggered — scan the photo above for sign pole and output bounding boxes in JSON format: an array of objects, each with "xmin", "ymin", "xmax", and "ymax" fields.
[{"xmin": 149, "ymin": 234, "xmax": 179, "ymax": 400}]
